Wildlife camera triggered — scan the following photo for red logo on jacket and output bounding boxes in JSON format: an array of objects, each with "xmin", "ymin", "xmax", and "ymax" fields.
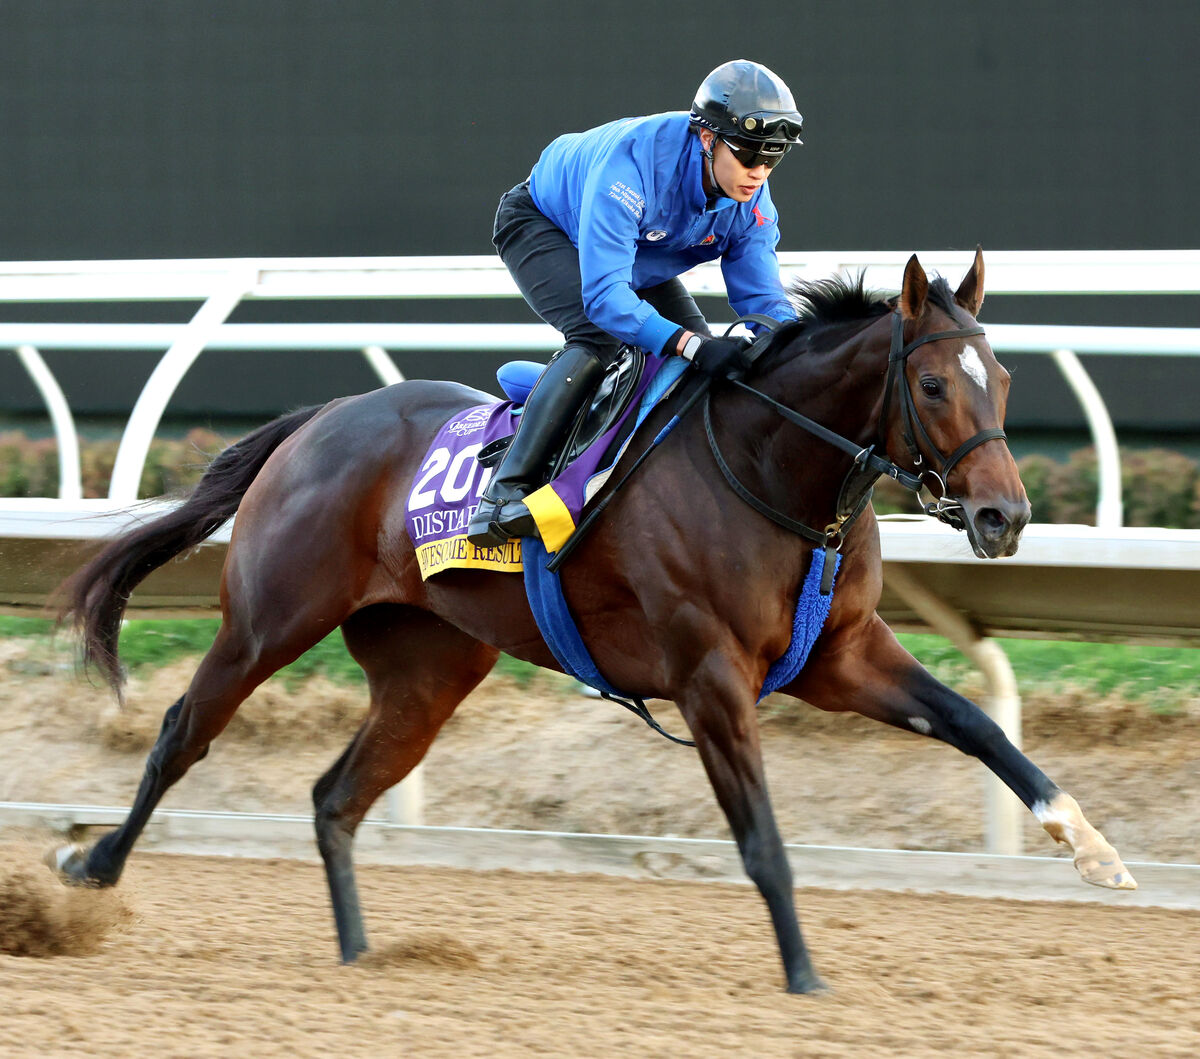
[{"xmin": 752, "ymin": 205, "xmax": 771, "ymax": 227}]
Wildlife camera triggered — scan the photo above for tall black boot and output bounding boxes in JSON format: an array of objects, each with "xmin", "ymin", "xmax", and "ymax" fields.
[{"xmin": 466, "ymin": 346, "xmax": 606, "ymax": 547}]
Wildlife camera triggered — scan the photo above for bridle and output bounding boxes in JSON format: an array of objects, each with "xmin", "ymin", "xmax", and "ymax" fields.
[
  {"xmin": 705, "ymin": 310, "xmax": 1008, "ymax": 585},
  {"xmin": 876, "ymin": 309, "xmax": 1006, "ymax": 529}
]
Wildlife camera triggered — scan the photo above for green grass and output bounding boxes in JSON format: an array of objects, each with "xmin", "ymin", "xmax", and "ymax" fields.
[
  {"xmin": 896, "ymin": 633, "xmax": 1199, "ymax": 713},
  {"xmin": 0, "ymin": 615, "xmax": 538, "ymax": 687},
  {"xmin": 1, "ymin": 616, "xmax": 1194, "ymax": 709}
]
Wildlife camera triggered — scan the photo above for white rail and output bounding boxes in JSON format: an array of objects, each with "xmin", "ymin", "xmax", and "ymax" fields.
[
  {"xmin": 2, "ymin": 250, "xmax": 1200, "ymax": 299},
  {"xmin": 4, "ymin": 319, "xmax": 1200, "ymax": 353},
  {"xmin": 3, "ymin": 318, "xmax": 1196, "ymax": 512},
  {"xmin": 3, "ymin": 252, "xmax": 1200, "ymax": 512}
]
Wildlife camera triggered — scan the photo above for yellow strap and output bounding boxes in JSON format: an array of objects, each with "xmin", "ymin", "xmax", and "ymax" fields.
[{"xmin": 522, "ymin": 484, "xmax": 577, "ymax": 553}]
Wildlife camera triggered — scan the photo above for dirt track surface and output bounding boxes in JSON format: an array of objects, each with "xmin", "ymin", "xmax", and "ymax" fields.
[
  {"xmin": 2, "ymin": 643, "xmax": 1199, "ymax": 1054},
  {"xmin": 1, "ymin": 849, "xmax": 1197, "ymax": 1058}
]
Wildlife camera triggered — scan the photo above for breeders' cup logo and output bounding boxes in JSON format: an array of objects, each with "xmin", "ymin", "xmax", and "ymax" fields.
[
  {"xmin": 646, "ymin": 230, "xmax": 668, "ymax": 241},
  {"xmin": 446, "ymin": 406, "xmax": 490, "ymax": 437}
]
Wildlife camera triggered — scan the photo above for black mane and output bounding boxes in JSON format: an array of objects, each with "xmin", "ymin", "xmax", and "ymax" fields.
[
  {"xmin": 787, "ymin": 271, "xmax": 962, "ymax": 330},
  {"xmin": 789, "ymin": 271, "xmax": 891, "ymax": 328},
  {"xmin": 760, "ymin": 270, "xmax": 963, "ymax": 359}
]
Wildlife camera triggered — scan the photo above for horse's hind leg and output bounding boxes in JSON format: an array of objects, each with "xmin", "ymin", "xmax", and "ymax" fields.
[
  {"xmin": 789, "ymin": 615, "xmax": 1136, "ymax": 889},
  {"xmin": 52, "ymin": 615, "xmax": 331, "ymax": 888},
  {"xmin": 312, "ymin": 604, "xmax": 498, "ymax": 962}
]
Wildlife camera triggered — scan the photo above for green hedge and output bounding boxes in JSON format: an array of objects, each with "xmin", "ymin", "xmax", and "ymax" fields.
[
  {"xmin": 0, "ymin": 429, "xmax": 224, "ymax": 499},
  {"xmin": 2, "ymin": 430, "xmax": 1199, "ymax": 527}
]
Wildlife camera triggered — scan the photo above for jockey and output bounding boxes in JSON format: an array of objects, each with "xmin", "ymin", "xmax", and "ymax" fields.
[{"xmin": 466, "ymin": 58, "xmax": 804, "ymax": 548}]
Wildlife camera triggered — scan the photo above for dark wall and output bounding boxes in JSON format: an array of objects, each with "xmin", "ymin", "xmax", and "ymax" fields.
[
  {"xmin": 1, "ymin": 1, "xmax": 1198, "ymax": 429},
  {"xmin": 5, "ymin": 0, "xmax": 1199, "ymax": 257}
]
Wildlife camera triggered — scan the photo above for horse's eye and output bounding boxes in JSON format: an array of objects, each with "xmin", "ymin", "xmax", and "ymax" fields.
[{"xmin": 920, "ymin": 378, "xmax": 943, "ymax": 399}]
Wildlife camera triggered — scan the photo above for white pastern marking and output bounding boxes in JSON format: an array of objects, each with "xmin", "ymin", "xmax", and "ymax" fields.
[
  {"xmin": 959, "ymin": 344, "xmax": 990, "ymax": 393},
  {"xmin": 907, "ymin": 716, "xmax": 932, "ymax": 735},
  {"xmin": 1032, "ymin": 799, "xmax": 1061, "ymax": 824},
  {"xmin": 1033, "ymin": 798, "xmax": 1078, "ymax": 846}
]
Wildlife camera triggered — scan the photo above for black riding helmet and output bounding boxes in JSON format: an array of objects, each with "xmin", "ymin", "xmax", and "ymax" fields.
[{"xmin": 690, "ymin": 59, "xmax": 804, "ymax": 152}]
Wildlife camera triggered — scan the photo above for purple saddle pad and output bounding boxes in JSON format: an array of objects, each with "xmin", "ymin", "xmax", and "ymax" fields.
[{"xmin": 405, "ymin": 354, "xmax": 688, "ymax": 579}]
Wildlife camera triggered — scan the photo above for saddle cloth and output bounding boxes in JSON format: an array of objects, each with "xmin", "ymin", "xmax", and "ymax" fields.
[{"xmin": 405, "ymin": 355, "xmax": 688, "ymax": 580}]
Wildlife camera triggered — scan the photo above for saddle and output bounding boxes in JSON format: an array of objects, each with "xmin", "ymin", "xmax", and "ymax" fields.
[{"xmin": 477, "ymin": 346, "xmax": 647, "ymax": 480}]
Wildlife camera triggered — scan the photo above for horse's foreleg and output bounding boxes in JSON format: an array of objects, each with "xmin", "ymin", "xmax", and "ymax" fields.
[
  {"xmin": 789, "ymin": 616, "xmax": 1136, "ymax": 890},
  {"xmin": 677, "ymin": 664, "xmax": 825, "ymax": 995},
  {"xmin": 313, "ymin": 606, "xmax": 498, "ymax": 962}
]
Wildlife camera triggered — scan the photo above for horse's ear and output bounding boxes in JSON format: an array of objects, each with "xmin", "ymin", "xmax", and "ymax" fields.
[
  {"xmin": 954, "ymin": 246, "xmax": 986, "ymax": 318},
  {"xmin": 899, "ymin": 254, "xmax": 929, "ymax": 320}
]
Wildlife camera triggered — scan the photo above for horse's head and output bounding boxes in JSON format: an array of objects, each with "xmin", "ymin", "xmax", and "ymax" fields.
[{"xmin": 885, "ymin": 249, "xmax": 1030, "ymax": 557}]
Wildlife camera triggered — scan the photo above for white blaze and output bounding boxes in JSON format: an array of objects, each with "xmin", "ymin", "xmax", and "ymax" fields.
[{"xmin": 959, "ymin": 344, "xmax": 989, "ymax": 393}]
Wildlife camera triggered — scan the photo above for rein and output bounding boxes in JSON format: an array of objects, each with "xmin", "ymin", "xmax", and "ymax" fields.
[{"xmin": 706, "ymin": 309, "xmax": 1007, "ymax": 576}]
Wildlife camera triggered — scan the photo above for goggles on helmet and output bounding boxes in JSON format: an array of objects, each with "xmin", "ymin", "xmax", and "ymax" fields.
[
  {"xmin": 731, "ymin": 110, "xmax": 804, "ymax": 143},
  {"xmin": 720, "ymin": 136, "xmax": 792, "ymax": 170}
]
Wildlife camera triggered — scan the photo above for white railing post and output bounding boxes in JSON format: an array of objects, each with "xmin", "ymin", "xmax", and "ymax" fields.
[
  {"xmin": 882, "ymin": 565, "xmax": 1024, "ymax": 855},
  {"xmin": 13, "ymin": 344, "xmax": 83, "ymax": 500},
  {"xmin": 362, "ymin": 345, "xmax": 404, "ymax": 386},
  {"xmin": 386, "ymin": 769, "xmax": 424, "ymax": 826},
  {"xmin": 1050, "ymin": 348, "xmax": 1124, "ymax": 528},
  {"xmin": 108, "ymin": 277, "xmax": 253, "ymax": 502}
]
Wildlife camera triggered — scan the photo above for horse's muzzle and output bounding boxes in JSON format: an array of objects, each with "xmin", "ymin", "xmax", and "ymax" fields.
[{"xmin": 963, "ymin": 496, "xmax": 1031, "ymax": 558}]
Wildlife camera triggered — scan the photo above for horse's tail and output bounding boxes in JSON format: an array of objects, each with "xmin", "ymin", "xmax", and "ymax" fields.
[{"xmin": 59, "ymin": 404, "xmax": 324, "ymax": 698}]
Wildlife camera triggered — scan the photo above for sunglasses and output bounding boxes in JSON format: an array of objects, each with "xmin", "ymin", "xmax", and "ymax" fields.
[{"xmin": 720, "ymin": 136, "xmax": 792, "ymax": 171}]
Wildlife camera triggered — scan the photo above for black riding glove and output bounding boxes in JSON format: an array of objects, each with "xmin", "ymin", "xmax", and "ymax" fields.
[{"xmin": 690, "ymin": 334, "xmax": 753, "ymax": 379}]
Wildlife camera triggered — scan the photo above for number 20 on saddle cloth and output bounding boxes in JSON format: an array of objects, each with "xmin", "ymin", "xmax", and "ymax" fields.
[{"xmin": 405, "ymin": 354, "xmax": 689, "ymax": 580}]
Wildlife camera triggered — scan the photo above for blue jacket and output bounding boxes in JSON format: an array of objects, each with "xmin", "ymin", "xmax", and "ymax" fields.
[{"xmin": 528, "ymin": 111, "xmax": 796, "ymax": 355}]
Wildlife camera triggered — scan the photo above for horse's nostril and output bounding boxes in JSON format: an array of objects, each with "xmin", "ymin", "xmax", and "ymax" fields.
[{"xmin": 975, "ymin": 507, "xmax": 1009, "ymax": 539}]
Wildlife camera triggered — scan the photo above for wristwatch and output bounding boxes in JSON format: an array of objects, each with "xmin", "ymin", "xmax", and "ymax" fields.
[{"xmin": 681, "ymin": 334, "xmax": 704, "ymax": 361}]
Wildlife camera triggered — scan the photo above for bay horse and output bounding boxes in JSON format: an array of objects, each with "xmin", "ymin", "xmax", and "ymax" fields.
[{"xmin": 51, "ymin": 251, "xmax": 1135, "ymax": 994}]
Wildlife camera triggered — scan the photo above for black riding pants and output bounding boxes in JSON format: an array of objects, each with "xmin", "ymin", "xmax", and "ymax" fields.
[{"xmin": 492, "ymin": 182, "xmax": 711, "ymax": 369}]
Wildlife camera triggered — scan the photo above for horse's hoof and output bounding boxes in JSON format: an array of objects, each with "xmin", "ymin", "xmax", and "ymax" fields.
[
  {"xmin": 786, "ymin": 973, "xmax": 830, "ymax": 995},
  {"xmin": 1036, "ymin": 793, "xmax": 1138, "ymax": 892},
  {"xmin": 1075, "ymin": 852, "xmax": 1138, "ymax": 890},
  {"xmin": 43, "ymin": 844, "xmax": 100, "ymax": 887}
]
